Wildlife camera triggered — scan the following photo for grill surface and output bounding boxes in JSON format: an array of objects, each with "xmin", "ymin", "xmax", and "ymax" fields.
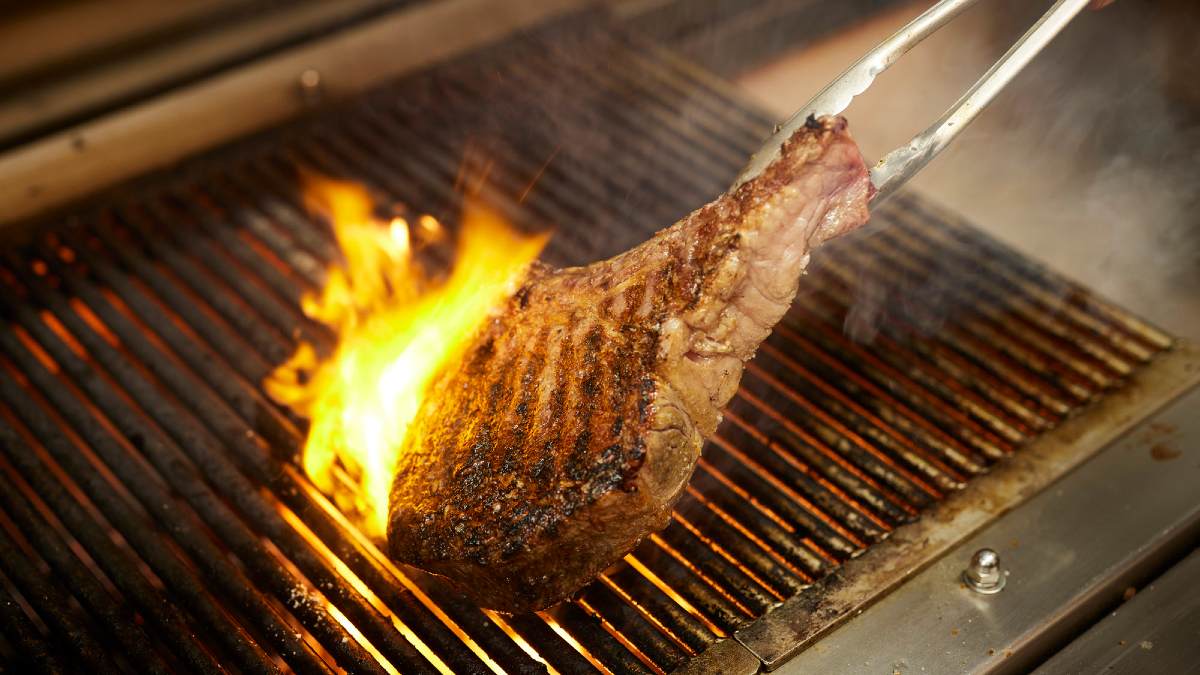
[{"xmin": 0, "ymin": 12, "xmax": 1173, "ymax": 674}]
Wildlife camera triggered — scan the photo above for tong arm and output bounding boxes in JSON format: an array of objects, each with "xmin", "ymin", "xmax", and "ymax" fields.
[{"xmin": 733, "ymin": 0, "xmax": 1094, "ymax": 207}]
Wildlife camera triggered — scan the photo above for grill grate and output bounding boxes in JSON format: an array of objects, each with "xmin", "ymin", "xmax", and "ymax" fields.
[{"xmin": 0, "ymin": 13, "xmax": 1172, "ymax": 674}]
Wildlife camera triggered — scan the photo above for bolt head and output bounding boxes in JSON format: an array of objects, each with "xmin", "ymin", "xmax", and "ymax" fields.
[
  {"xmin": 963, "ymin": 547, "xmax": 1006, "ymax": 594},
  {"xmin": 298, "ymin": 69, "xmax": 324, "ymax": 105}
]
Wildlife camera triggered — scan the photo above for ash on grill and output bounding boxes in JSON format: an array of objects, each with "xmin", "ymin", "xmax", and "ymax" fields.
[{"xmin": 0, "ymin": 15, "xmax": 1170, "ymax": 675}]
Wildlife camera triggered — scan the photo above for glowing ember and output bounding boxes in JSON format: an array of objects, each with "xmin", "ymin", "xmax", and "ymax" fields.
[{"xmin": 266, "ymin": 176, "xmax": 548, "ymax": 537}]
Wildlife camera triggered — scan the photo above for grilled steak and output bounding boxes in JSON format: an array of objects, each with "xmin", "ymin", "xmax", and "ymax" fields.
[{"xmin": 388, "ymin": 116, "xmax": 873, "ymax": 612}]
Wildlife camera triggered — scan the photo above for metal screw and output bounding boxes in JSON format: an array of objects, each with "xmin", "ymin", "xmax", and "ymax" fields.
[
  {"xmin": 962, "ymin": 548, "xmax": 1006, "ymax": 594},
  {"xmin": 298, "ymin": 69, "xmax": 324, "ymax": 105}
]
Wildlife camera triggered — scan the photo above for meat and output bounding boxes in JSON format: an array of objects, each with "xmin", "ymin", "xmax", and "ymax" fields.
[{"xmin": 387, "ymin": 115, "xmax": 873, "ymax": 612}]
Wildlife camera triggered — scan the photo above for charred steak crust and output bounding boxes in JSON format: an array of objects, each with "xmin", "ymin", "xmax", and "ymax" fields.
[{"xmin": 388, "ymin": 116, "xmax": 872, "ymax": 612}]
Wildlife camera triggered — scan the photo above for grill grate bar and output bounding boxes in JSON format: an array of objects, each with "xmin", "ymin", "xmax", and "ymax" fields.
[
  {"xmin": 0, "ymin": 387, "xmax": 279, "ymax": 674},
  {"xmin": 500, "ymin": 612, "xmax": 598, "ymax": 675},
  {"xmin": 0, "ymin": 513, "xmax": 122, "ymax": 672},
  {"xmin": 408, "ymin": 51, "xmax": 705, "ymax": 248},
  {"xmin": 668, "ymin": 511, "xmax": 788, "ymax": 603},
  {"xmin": 813, "ymin": 257, "xmax": 1088, "ymax": 413},
  {"xmin": 689, "ymin": 466, "xmax": 832, "ymax": 577},
  {"xmin": 734, "ymin": 390, "xmax": 920, "ymax": 519},
  {"xmin": 595, "ymin": 570, "xmax": 701, "ymax": 656},
  {"xmin": 144, "ymin": 198, "xmax": 331, "ymax": 355},
  {"xmin": 113, "ymin": 208, "xmax": 294, "ymax": 366},
  {"xmin": 876, "ymin": 222, "xmax": 1138, "ymax": 379},
  {"xmin": 550, "ymin": 602, "xmax": 656, "ymax": 675},
  {"xmin": 769, "ymin": 324, "xmax": 1016, "ymax": 456},
  {"xmin": 49, "ymin": 232, "xmax": 499, "ymax": 672},
  {"xmin": 723, "ymin": 408, "xmax": 899, "ymax": 531},
  {"xmin": 351, "ymin": 105, "xmax": 605, "ymax": 258},
  {"xmin": 0, "ymin": 577, "xmax": 69, "ymax": 675},
  {"xmin": 575, "ymin": 590, "xmax": 680, "ymax": 674},
  {"xmin": 825, "ymin": 240, "xmax": 1106, "ymax": 402},
  {"xmin": 759, "ymin": 341, "xmax": 991, "ymax": 472},
  {"xmin": 0, "ymin": 283, "xmax": 389, "ymax": 672},
  {"xmin": 696, "ymin": 457, "xmax": 845, "ymax": 565},
  {"xmin": 0, "ymin": 467, "xmax": 175, "ymax": 673},
  {"xmin": 0, "ymin": 426, "xmax": 234, "ymax": 674},
  {"xmin": 49, "ymin": 243, "xmax": 303, "ymax": 462},
  {"xmin": 642, "ymin": 532, "xmax": 758, "ymax": 626},
  {"xmin": 80, "ymin": 223, "xmax": 275, "ymax": 383},
  {"xmin": 525, "ymin": 48, "xmax": 743, "ymax": 194},
  {"xmin": 482, "ymin": 611, "xmax": 563, "ymax": 675},
  {"xmin": 892, "ymin": 196, "xmax": 1173, "ymax": 352},
  {"xmin": 178, "ymin": 189, "xmax": 319, "ymax": 308},
  {"xmin": 0, "ymin": 353, "xmax": 333, "ymax": 673},
  {"xmin": 623, "ymin": 552, "xmax": 729, "ymax": 639},
  {"xmin": 707, "ymin": 433, "xmax": 882, "ymax": 547},
  {"xmin": 748, "ymin": 362, "xmax": 964, "ymax": 494},
  {"xmin": 802, "ymin": 288, "xmax": 1067, "ymax": 424},
  {"xmin": 220, "ymin": 163, "xmax": 342, "ymax": 272},
  {"xmin": 285, "ymin": 482, "xmax": 508, "ymax": 675},
  {"xmin": 654, "ymin": 520, "xmax": 780, "ymax": 613},
  {"xmin": 506, "ymin": 62, "xmax": 720, "ymax": 216},
  {"xmin": 677, "ymin": 492, "xmax": 809, "ymax": 595},
  {"xmin": 887, "ymin": 206, "xmax": 1160, "ymax": 366},
  {"xmin": 385, "ymin": 76, "xmax": 666, "ymax": 255},
  {"xmin": 198, "ymin": 182, "xmax": 328, "ymax": 293},
  {"xmin": 4, "ymin": 260, "xmax": 441, "ymax": 673}
]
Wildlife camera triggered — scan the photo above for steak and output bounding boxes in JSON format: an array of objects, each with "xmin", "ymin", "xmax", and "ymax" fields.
[{"xmin": 387, "ymin": 115, "xmax": 873, "ymax": 612}]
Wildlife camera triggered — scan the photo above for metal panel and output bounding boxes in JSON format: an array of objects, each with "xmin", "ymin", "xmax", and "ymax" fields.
[
  {"xmin": 775, "ymin": 384, "xmax": 1200, "ymax": 674},
  {"xmin": 0, "ymin": 0, "xmax": 588, "ymax": 229},
  {"xmin": 1035, "ymin": 549, "xmax": 1200, "ymax": 674}
]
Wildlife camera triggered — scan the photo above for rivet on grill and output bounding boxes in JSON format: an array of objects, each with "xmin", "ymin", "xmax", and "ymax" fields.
[
  {"xmin": 962, "ymin": 548, "xmax": 1006, "ymax": 594},
  {"xmin": 298, "ymin": 69, "xmax": 324, "ymax": 106}
]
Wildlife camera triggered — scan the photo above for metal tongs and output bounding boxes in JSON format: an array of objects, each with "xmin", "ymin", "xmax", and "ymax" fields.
[{"xmin": 733, "ymin": 0, "xmax": 1094, "ymax": 206}]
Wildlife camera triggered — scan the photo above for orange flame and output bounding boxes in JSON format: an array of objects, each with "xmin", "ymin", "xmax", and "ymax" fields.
[{"xmin": 266, "ymin": 176, "xmax": 548, "ymax": 537}]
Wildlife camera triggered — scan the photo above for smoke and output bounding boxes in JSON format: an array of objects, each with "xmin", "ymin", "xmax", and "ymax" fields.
[
  {"xmin": 777, "ymin": 0, "xmax": 1200, "ymax": 343},
  {"xmin": 985, "ymin": 1, "xmax": 1195, "ymax": 329}
]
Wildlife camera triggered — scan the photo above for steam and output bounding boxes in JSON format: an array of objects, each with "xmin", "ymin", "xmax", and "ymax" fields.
[{"xmin": 791, "ymin": 0, "xmax": 1200, "ymax": 343}]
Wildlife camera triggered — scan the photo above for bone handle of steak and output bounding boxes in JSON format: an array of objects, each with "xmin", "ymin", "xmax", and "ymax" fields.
[{"xmin": 655, "ymin": 116, "xmax": 872, "ymax": 438}]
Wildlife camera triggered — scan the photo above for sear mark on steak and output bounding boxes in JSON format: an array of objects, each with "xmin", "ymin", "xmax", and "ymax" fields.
[{"xmin": 388, "ymin": 116, "xmax": 873, "ymax": 612}]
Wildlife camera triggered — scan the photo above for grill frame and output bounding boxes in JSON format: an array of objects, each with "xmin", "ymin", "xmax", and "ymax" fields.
[{"xmin": 0, "ymin": 10, "xmax": 1192, "ymax": 673}]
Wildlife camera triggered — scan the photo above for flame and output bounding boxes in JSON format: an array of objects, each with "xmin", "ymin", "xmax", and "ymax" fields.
[{"xmin": 266, "ymin": 176, "xmax": 548, "ymax": 537}]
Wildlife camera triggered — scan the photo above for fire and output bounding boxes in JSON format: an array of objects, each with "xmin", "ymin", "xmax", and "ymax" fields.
[{"xmin": 266, "ymin": 176, "xmax": 548, "ymax": 537}]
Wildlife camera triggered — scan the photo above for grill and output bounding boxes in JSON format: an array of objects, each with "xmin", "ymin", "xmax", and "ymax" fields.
[{"xmin": 0, "ymin": 12, "xmax": 1175, "ymax": 674}]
